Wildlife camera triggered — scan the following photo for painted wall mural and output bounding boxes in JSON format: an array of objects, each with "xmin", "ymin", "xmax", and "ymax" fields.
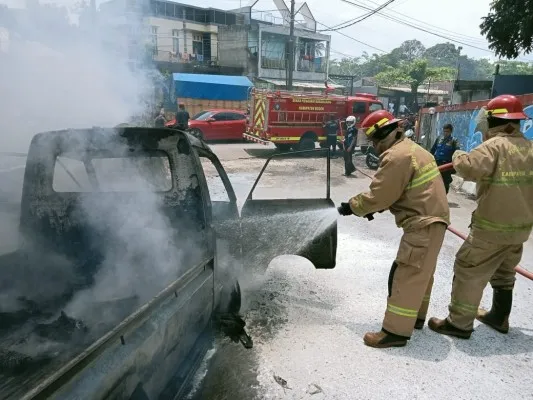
[{"xmin": 430, "ymin": 105, "xmax": 533, "ymax": 152}]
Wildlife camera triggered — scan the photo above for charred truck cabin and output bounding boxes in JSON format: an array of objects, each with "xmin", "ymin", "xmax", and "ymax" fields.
[{"xmin": 0, "ymin": 127, "xmax": 337, "ymax": 399}]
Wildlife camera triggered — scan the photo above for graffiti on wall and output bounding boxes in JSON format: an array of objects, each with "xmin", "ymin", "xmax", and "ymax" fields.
[
  {"xmin": 434, "ymin": 106, "xmax": 533, "ymax": 151},
  {"xmin": 521, "ymin": 105, "xmax": 533, "ymax": 139}
]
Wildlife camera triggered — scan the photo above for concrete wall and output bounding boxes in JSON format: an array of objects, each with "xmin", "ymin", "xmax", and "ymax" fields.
[
  {"xmin": 217, "ymin": 25, "xmax": 257, "ymax": 78},
  {"xmin": 418, "ymin": 94, "xmax": 533, "ymax": 195},
  {"xmin": 452, "ymin": 89, "xmax": 491, "ymax": 104}
]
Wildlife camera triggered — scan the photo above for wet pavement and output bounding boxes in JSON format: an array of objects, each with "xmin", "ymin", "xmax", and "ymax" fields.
[
  {"xmin": 185, "ymin": 143, "xmax": 533, "ymax": 400},
  {"xmin": 1, "ymin": 144, "xmax": 532, "ymax": 400}
]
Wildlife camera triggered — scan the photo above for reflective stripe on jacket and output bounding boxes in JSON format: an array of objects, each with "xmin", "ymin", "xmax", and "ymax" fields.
[
  {"xmin": 452, "ymin": 123, "xmax": 533, "ymax": 244},
  {"xmin": 349, "ymin": 137, "xmax": 450, "ymax": 231}
]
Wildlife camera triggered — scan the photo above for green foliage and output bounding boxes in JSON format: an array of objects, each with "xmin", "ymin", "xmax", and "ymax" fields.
[
  {"xmin": 329, "ymin": 39, "xmax": 533, "ymax": 82},
  {"xmin": 375, "ymin": 59, "xmax": 454, "ymax": 106},
  {"xmin": 480, "ymin": 0, "xmax": 533, "ymax": 59}
]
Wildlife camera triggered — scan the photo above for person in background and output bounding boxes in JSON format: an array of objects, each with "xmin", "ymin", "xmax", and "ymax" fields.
[
  {"xmin": 174, "ymin": 104, "xmax": 190, "ymax": 131},
  {"xmin": 324, "ymin": 115, "xmax": 339, "ymax": 158},
  {"xmin": 343, "ymin": 116, "xmax": 357, "ymax": 176},
  {"xmin": 154, "ymin": 108, "xmax": 167, "ymax": 128},
  {"xmin": 430, "ymin": 123, "xmax": 459, "ymax": 194}
]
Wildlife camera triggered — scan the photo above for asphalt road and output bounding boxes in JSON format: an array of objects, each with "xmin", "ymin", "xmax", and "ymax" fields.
[
  {"xmin": 186, "ymin": 142, "xmax": 533, "ymax": 400},
  {"xmin": 1, "ymin": 144, "xmax": 532, "ymax": 400}
]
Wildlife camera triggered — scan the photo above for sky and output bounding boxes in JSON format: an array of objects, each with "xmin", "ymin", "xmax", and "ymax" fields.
[{"xmin": 3, "ymin": 0, "xmax": 531, "ymax": 62}]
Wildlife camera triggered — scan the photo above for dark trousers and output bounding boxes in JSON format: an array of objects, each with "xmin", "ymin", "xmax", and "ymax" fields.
[
  {"xmin": 343, "ymin": 148, "xmax": 356, "ymax": 176},
  {"xmin": 327, "ymin": 135, "xmax": 337, "ymax": 155},
  {"xmin": 436, "ymin": 160, "xmax": 453, "ymax": 194}
]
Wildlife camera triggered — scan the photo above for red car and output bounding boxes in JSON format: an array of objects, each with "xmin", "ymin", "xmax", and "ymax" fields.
[{"xmin": 166, "ymin": 109, "xmax": 248, "ymax": 141}]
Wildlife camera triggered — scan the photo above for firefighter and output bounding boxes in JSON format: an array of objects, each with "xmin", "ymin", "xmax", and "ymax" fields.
[
  {"xmin": 337, "ymin": 110, "xmax": 450, "ymax": 348},
  {"xmin": 343, "ymin": 116, "xmax": 357, "ymax": 176},
  {"xmin": 429, "ymin": 94, "xmax": 533, "ymax": 339},
  {"xmin": 430, "ymin": 123, "xmax": 460, "ymax": 194},
  {"xmin": 324, "ymin": 115, "xmax": 339, "ymax": 157}
]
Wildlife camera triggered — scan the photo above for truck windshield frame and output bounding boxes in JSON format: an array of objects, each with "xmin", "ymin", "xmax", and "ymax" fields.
[{"xmin": 52, "ymin": 149, "xmax": 174, "ymax": 193}]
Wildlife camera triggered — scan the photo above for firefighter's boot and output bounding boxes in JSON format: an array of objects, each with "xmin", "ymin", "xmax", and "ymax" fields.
[
  {"xmin": 414, "ymin": 318, "xmax": 425, "ymax": 330},
  {"xmin": 428, "ymin": 318, "xmax": 472, "ymax": 339},
  {"xmin": 363, "ymin": 330, "xmax": 408, "ymax": 349},
  {"xmin": 476, "ymin": 288, "xmax": 513, "ymax": 334}
]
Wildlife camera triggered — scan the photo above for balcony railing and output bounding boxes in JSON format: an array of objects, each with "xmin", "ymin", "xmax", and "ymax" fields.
[
  {"xmin": 297, "ymin": 58, "xmax": 326, "ymax": 73},
  {"xmin": 152, "ymin": 50, "xmax": 217, "ymax": 65},
  {"xmin": 261, "ymin": 57, "xmax": 287, "ymax": 70}
]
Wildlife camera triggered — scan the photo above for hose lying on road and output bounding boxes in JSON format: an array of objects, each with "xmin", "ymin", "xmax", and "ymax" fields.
[{"xmin": 355, "ymin": 161, "xmax": 533, "ymax": 281}]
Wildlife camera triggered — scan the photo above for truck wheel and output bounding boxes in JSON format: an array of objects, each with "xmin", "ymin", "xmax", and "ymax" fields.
[
  {"xmin": 298, "ymin": 137, "xmax": 316, "ymax": 151},
  {"xmin": 221, "ymin": 280, "xmax": 241, "ymax": 314},
  {"xmin": 275, "ymin": 144, "xmax": 292, "ymax": 152}
]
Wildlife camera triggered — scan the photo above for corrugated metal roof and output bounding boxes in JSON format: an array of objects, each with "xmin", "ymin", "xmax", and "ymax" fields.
[
  {"xmin": 259, "ymin": 78, "xmax": 344, "ymax": 89},
  {"xmin": 172, "ymin": 73, "xmax": 253, "ymax": 87}
]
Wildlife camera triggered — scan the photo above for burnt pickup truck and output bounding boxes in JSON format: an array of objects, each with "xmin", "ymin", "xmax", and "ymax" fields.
[{"xmin": 0, "ymin": 127, "xmax": 337, "ymax": 400}]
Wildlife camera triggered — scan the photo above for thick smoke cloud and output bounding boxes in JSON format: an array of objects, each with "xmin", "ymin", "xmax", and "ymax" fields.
[
  {"xmin": 0, "ymin": 0, "xmax": 200, "ymax": 357},
  {"xmin": 0, "ymin": 0, "xmax": 154, "ymax": 153}
]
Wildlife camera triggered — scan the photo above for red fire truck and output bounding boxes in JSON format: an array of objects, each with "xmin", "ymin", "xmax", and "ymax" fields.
[{"xmin": 244, "ymin": 89, "xmax": 384, "ymax": 151}]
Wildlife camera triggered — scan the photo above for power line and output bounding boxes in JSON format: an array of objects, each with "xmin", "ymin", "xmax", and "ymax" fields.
[
  {"xmin": 341, "ymin": 0, "xmax": 487, "ymax": 44},
  {"xmin": 319, "ymin": 0, "xmax": 396, "ymax": 32},
  {"xmin": 340, "ymin": 0, "xmax": 492, "ymax": 53},
  {"xmin": 315, "ymin": 20, "xmax": 386, "ymax": 53}
]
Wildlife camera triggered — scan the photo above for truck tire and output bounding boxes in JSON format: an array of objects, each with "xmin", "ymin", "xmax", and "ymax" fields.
[
  {"xmin": 298, "ymin": 137, "xmax": 316, "ymax": 151},
  {"xmin": 220, "ymin": 280, "xmax": 241, "ymax": 314},
  {"xmin": 275, "ymin": 144, "xmax": 292, "ymax": 152}
]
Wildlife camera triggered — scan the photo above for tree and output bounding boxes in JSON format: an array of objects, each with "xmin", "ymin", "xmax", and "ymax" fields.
[
  {"xmin": 497, "ymin": 60, "xmax": 533, "ymax": 74},
  {"xmin": 480, "ymin": 0, "xmax": 533, "ymax": 59},
  {"xmin": 423, "ymin": 42, "xmax": 460, "ymax": 68},
  {"xmin": 375, "ymin": 59, "xmax": 455, "ymax": 108},
  {"xmin": 389, "ymin": 39, "xmax": 426, "ymax": 64}
]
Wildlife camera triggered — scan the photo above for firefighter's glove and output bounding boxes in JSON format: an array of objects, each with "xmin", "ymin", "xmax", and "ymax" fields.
[{"xmin": 337, "ymin": 202, "xmax": 353, "ymax": 216}]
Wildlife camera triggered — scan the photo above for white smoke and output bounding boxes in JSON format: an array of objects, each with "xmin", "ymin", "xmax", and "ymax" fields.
[
  {"xmin": 0, "ymin": 0, "xmax": 204, "ymax": 348},
  {"xmin": 0, "ymin": 0, "xmax": 155, "ymax": 153}
]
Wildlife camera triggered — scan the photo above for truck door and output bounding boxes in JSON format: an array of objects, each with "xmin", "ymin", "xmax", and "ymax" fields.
[
  {"xmin": 193, "ymin": 146, "xmax": 242, "ymax": 308},
  {"xmin": 240, "ymin": 149, "xmax": 337, "ymax": 272}
]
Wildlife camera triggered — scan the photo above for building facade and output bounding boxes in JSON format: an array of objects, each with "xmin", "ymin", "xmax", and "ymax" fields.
[
  {"xmin": 218, "ymin": 2, "xmax": 331, "ymax": 88},
  {"xmin": 98, "ymin": 0, "xmax": 243, "ymax": 69}
]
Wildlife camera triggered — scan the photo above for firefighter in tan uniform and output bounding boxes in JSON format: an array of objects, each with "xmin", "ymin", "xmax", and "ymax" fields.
[
  {"xmin": 429, "ymin": 94, "xmax": 533, "ymax": 338},
  {"xmin": 337, "ymin": 110, "xmax": 450, "ymax": 348}
]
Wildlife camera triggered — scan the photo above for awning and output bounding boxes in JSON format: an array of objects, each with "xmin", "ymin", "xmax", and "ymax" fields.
[
  {"xmin": 258, "ymin": 78, "xmax": 345, "ymax": 89},
  {"xmin": 173, "ymin": 73, "xmax": 253, "ymax": 101}
]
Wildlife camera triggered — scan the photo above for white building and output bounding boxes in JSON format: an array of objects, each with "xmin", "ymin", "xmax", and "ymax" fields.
[{"xmin": 98, "ymin": 0, "xmax": 243, "ymax": 65}]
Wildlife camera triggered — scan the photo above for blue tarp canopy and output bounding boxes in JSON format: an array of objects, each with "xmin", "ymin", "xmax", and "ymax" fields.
[{"xmin": 172, "ymin": 73, "xmax": 253, "ymax": 101}]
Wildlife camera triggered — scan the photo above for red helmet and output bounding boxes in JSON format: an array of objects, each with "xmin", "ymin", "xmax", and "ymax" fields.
[
  {"xmin": 486, "ymin": 95, "xmax": 527, "ymax": 120},
  {"xmin": 360, "ymin": 110, "xmax": 402, "ymax": 138}
]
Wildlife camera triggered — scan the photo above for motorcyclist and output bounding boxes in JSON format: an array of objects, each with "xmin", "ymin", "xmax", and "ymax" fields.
[{"xmin": 337, "ymin": 110, "xmax": 450, "ymax": 348}]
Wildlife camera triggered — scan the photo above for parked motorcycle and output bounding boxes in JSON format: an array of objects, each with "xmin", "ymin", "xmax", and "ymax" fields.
[{"xmin": 364, "ymin": 145, "xmax": 380, "ymax": 170}]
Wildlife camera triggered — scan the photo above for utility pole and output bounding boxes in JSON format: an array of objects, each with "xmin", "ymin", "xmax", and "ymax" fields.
[{"xmin": 287, "ymin": 0, "xmax": 296, "ymax": 90}]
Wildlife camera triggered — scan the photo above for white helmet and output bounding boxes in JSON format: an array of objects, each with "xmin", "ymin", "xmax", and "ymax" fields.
[
  {"xmin": 405, "ymin": 129, "xmax": 414, "ymax": 138},
  {"xmin": 346, "ymin": 115, "xmax": 356, "ymax": 127}
]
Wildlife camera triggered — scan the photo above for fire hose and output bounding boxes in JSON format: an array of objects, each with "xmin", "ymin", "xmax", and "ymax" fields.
[{"xmin": 360, "ymin": 162, "xmax": 533, "ymax": 281}]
